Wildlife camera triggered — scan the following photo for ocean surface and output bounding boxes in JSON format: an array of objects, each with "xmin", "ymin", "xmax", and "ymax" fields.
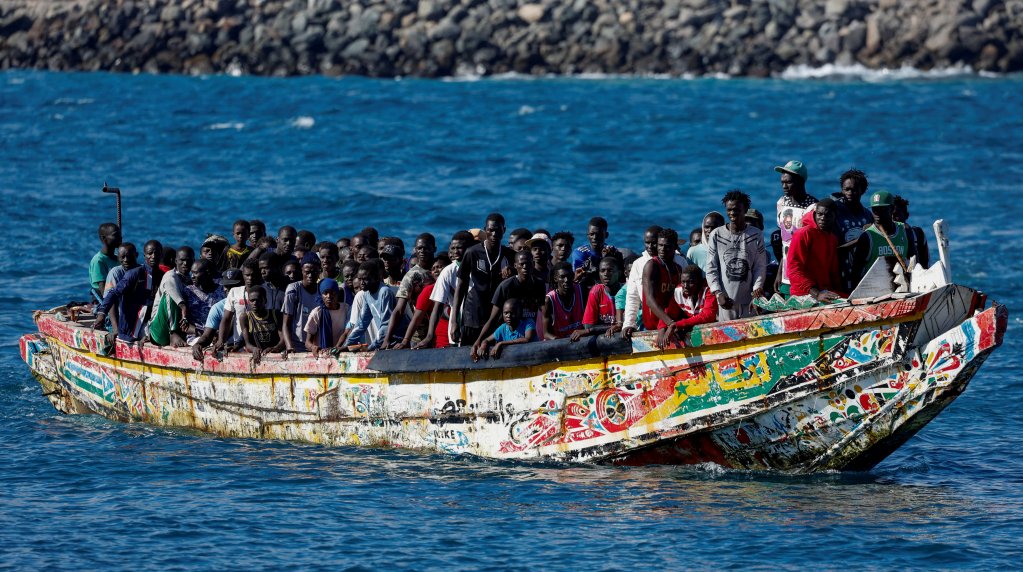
[{"xmin": 1, "ymin": 69, "xmax": 1021, "ymax": 569}]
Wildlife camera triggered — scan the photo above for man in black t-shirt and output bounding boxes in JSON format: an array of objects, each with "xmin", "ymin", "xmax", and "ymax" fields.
[
  {"xmin": 452, "ymin": 213, "xmax": 514, "ymax": 346},
  {"xmin": 472, "ymin": 250, "xmax": 547, "ymax": 354}
]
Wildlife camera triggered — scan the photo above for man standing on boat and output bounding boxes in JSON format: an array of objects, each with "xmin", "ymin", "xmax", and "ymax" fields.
[
  {"xmin": 89, "ymin": 222, "xmax": 122, "ymax": 302},
  {"xmin": 707, "ymin": 190, "xmax": 767, "ymax": 320},
  {"xmin": 774, "ymin": 160, "xmax": 818, "ymax": 296},
  {"xmin": 148, "ymin": 246, "xmax": 196, "ymax": 347},
  {"xmin": 833, "ymin": 169, "xmax": 874, "ymax": 293},
  {"xmin": 852, "ymin": 191, "xmax": 917, "ymax": 281},
  {"xmin": 452, "ymin": 213, "xmax": 514, "ymax": 346},
  {"xmin": 786, "ymin": 198, "xmax": 844, "ymax": 302}
]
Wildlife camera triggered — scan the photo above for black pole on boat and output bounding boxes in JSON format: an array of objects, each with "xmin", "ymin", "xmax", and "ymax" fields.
[{"xmin": 102, "ymin": 182, "xmax": 122, "ymax": 230}]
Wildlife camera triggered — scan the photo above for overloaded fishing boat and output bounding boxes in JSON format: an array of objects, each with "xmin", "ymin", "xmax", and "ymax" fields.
[{"xmin": 20, "ymin": 221, "xmax": 1006, "ymax": 472}]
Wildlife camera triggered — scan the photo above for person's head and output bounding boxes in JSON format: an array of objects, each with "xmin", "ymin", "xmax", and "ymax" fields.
[
  {"xmin": 241, "ymin": 258, "xmax": 263, "ymax": 287},
  {"xmin": 356, "ymin": 261, "xmax": 381, "ymax": 292},
  {"xmin": 232, "ymin": 220, "xmax": 250, "ymax": 246},
  {"xmin": 745, "ymin": 208, "xmax": 765, "ymax": 231},
  {"xmin": 355, "ymin": 245, "xmax": 377, "ymax": 263},
  {"xmin": 551, "ymin": 231, "xmax": 574, "ymax": 262},
  {"xmin": 527, "ymin": 233, "xmax": 552, "ymax": 269},
  {"xmin": 317, "ymin": 242, "xmax": 340, "ymax": 277},
  {"xmin": 300, "ymin": 255, "xmax": 320, "ymax": 288},
  {"xmin": 483, "ymin": 213, "xmax": 506, "ymax": 247},
  {"xmin": 283, "ymin": 260, "xmax": 302, "ymax": 284},
  {"xmin": 449, "ymin": 230, "xmax": 473, "ymax": 262},
  {"xmin": 161, "ymin": 245, "xmax": 176, "ymax": 269},
  {"xmin": 432, "ymin": 253, "xmax": 451, "ymax": 279},
  {"xmin": 502, "ymin": 298, "xmax": 522, "ymax": 327},
  {"xmin": 98, "ymin": 222, "xmax": 122, "ymax": 251},
  {"xmin": 702, "ymin": 212, "xmax": 725, "ymax": 239},
  {"xmin": 277, "ymin": 226, "xmax": 297, "ymax": 256},
  {"xmin": 679, "ymin": 264, "xmax": 706, "ymax": 298},
  {"xmin": 689, "ymin": 228, "xmax": 702, "ymax": 247},
  {"xmin": 587, "ymin": 217, "xmax": 609, "ymax": 251},
  {"xmin": 414, "ymin": 233, "xmax": 436, "ymax": 268},
  {"xmin": 296, "ymin": 230, "xmax": 316, "ymax": 252},
  {"xmin": 249, "ymin": 219, "xmax": 266, "ymax": 244},
  {"xmin": 350, "ymin": 233, "xmax": 369, "ymax": 252},
  {"xmin": 598, "ymin": 256, "xmax": 622, "ymax": 287},
  {"xmin": 118, "ymin": 242, "xmax": 138, "ymax": 270},
  {"xmin": 200, "ymin": 235, "xmax": 228, "ymax": 268},
  {"xmin": 840, "ymin": 169, "xmax": 869, "ymax": 206},
  {"xmin": 319, "ymin": 278, "xmax": 340, "ymax": 310},
  {"xmin": 191, "ymin": 259, "xmax": 213, "ymax": 288},
  {"xmin": 509, "ymin": 227, "xmax": 531, "ymax": 252},
  {"xmin": 869, "ymin": 190, "xmax": 896, "ymax": 226},
  {"xmin": 552, "ymin": 261, "xmax": 574, "ymax": 295},
  {"xmin": 257, "ymin": 251, "xmax": 278, "ymax": 282},
  {"xmin": 174, "ymin": 246, "xmax": 195, "ymax": 276},
  {"xmin": 221, "ymin": 268, "xmax": 244, "ymax": 290},
  {"xmin": 623, "ymin": 252, "xmax": 640, "ymax": 277},
  {"xmin": 893, "ymin": 195, "xmax": 911, "ymax": 223},
  {"xmin": 336, "ymin": 237, "xmax": 351, "ymax": 251},
  {"xmin": 814, "ymin": 198, "xmax": 838, "ymax": 232},
  {"xmin": 359, "ymin": 227, "xmax": 379, "ymax": 248},
  {"xmin": 643, "ymin": 225, "xmax": 664, "ymax": 257},
  {"xmin": 341, "ymin": 259, "xmax": 360, "ymax": 291},
  {"xmin": 656, "ymin": 228, "xmax": 678, "ymax": 261},
  {"xmin": 775, "ymin": 160, "xmax": 807, "ymax": 198},
  {"xmin": 143, "ymin": 240, "xmax": 163, "ymax": 269},
  {"xmin": 721, "ymin": 190, "xmax": 751, "ymax": 226},
  {"xmin": 246, "ymin": 285, "xmax": 267, "ymax": 312},
  {"xmin": 380, "ymin": 244, "xmax": 403, "ymax": 277},
  {"xmin": 513, "ymin": 250, "xmax": 533, "ymax": 278}
]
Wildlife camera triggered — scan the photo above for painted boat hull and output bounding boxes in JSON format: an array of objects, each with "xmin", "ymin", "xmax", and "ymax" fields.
[{"xmin": 19, "ymin": 284, "xmax": 1006, "ymax": 472}]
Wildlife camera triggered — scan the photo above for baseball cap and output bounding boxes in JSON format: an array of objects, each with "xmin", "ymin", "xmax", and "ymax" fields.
[
  {"xmin": 745, "ymin": 208, "xmax": 765, "ymax": 223},
  {"xmin": 774, "ymin": 160, "xmax": 808, "ymax": 182},
  {"xmin": 869, "ymin": 190, "xmax": 894, "ymax": 207},
  {"xmin": 380, "ymin": 244, "xmax": 402, "ymax": 258},
  {"xmin": 525, "ymin": 232, "xmax": 552, "ymax": 249},
  {"xmin": 221, "ymin": 268, "xmax": 243, "ymax": 287}
]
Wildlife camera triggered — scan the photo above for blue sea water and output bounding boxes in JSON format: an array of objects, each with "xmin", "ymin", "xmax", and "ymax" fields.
[{"xmin": 1, "ymin": 70, "xmax": 1021, "ymax": 569}]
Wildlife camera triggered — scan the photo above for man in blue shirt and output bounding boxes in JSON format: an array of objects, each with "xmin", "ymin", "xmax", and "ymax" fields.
[{"xmin": 93, "ymin": 263, "xmax": 153, "ymax": 343}]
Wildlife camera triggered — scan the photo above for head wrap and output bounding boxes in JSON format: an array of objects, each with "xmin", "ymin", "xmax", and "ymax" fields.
[
  {"xmin": 317, "ymin": 278, "xmax": 340, "ymax": 348},
  {"xmin": 301, "ymin": 252, "xmax": 321, "ymax": 267}
]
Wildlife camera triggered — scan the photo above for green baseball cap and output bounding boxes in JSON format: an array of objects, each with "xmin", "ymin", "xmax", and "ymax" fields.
[
  {"xmin": 870, "ymin": 190, "xmax": 894, "ymax": 207},
  {"xmin": 774, "ymin": 160, "xmax": 807, "ymax": 182}
]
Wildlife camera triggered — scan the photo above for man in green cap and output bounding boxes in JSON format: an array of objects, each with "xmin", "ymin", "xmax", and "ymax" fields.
[
  {"xmin": 774, "ymin": 160, "xmax": 817, "ymax": 296},
  {"xmin": 852, "ymin": 190, "xmax": 917, "ymax": 282}
]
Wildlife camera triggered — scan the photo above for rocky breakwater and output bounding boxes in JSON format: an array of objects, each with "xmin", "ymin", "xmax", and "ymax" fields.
[{"xmin": 1, "ymin": 0, "xmax": 1021, "ymax": 77}]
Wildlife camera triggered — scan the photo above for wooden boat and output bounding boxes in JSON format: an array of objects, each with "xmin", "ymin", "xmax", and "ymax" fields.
[{"xmin": 18, "ymin": 225, "xmax": 1007, "ymax": 472}]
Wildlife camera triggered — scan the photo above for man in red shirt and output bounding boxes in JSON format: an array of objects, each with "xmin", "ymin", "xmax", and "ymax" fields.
[
  {"xmin": 656, "ymin": 265, "xmax": 718, "ymax": 349},
  {"xmin": 786, "ymin": 197, "xmax": 845, "ymax": 302}
]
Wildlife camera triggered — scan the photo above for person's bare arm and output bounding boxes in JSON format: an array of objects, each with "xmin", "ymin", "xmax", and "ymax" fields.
[
  {"xmin": 382, "ymin": 297, "xmax": 409, "ymax": 350},
  {"xmin": 642, "ymin": 259, "xmax": 674, "ymax": 326}
]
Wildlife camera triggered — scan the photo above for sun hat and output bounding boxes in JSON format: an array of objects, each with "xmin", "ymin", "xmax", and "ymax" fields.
[
  {"xmin": 774, "ymin": 160, "xmax": 808, "ymax": 182},
  {"xmin": 525, "ymin": 232, "xmax": 552, "ymax": 249}
]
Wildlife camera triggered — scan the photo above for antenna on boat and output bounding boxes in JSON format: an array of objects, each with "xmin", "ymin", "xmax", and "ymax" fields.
[{"xmin": 102, "ymin": 182, "xmax": 122, "ymax": 230}]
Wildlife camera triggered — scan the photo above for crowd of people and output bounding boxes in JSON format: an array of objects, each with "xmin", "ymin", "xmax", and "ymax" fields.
[{"xmin": 88, "ymin": 161, "xmax": 929, "ymax": 362}]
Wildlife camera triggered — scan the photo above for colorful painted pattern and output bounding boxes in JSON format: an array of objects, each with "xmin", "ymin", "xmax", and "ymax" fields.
[{"xmin": 21, "ymin": 285, "xmax": 1007, "ymax": 472}]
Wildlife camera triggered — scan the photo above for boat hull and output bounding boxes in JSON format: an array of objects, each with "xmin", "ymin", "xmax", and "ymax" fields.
[{"xmin": 19, "ymin": 285, "xmax": 1006, "ymax": 472}]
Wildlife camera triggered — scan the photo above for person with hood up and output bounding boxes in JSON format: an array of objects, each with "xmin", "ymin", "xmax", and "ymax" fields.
[{"xmin": 786, "ymin": 197, "xmax": 845, "ymax": 302}]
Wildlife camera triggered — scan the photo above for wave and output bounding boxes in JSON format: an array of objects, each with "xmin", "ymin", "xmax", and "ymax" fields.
[
  {"xmin": 208, "ymin": 122, "xmax": 245, "ymax": 130},
  {"xmin": 291, "ymin": 116, "xmax": 315, "ymax": 128},
  {"xmin": 778, "ymin": 63, "xmax": 993, "ymax": 81}
]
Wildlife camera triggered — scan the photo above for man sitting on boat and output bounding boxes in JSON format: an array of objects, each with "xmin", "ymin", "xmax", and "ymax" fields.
[
  {"xmin": 149, "ymin": 246, "xmax": 196, "ymax": 347},
  {"xmin": 472, "ymin": 298, "xmax": 536, "ymax": 361},
  {"xmin": 93, "ymin": 253, "xmax": 155, "ymax": 345},
  {"xmin": 655, "ymin": 265, "xmax": 718, "ymax": 349}
]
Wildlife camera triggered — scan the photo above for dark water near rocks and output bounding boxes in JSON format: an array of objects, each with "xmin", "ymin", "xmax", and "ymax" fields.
[{"xmin": 1, "ymin": 70, "xmax": 1021, "ymax": 569}]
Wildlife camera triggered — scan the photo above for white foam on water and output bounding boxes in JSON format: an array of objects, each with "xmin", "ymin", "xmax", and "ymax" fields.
[
  {"xmin": 517, "ymin": 105, "xmax": 538, "ymax": 116},
  {"xmin": 291, "ymin": 116, "xmax": 315, "ymax": 128},
  {"xmin": 8, "ymin": 77, "xmax": 25, "ymax": 85},
  {"xmin": 778, "ymin": 62, "xmax": 984, "ymax": 81},
  {"xmin": 209, "ymin": 122, "xmax": 245, "ymax": 130}
]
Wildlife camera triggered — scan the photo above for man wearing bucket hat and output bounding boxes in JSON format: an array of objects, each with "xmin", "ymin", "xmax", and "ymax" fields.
[
  {"xmin": 852, "ymin": 190, "xmax": 917, "ymax": 283},
  {"xmin": 774, "ymin": 160, "xmax": 818, "ymax": 296}
]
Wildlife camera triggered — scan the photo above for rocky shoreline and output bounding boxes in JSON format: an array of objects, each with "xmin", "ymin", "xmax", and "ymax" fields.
[{"xmin": 1, "ymin": 0, "xmax": 1021, "ymax": 77}]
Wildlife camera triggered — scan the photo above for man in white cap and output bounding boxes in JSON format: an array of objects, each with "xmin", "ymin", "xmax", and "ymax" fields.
[{"xmin": 774, "ymin": 160, "xmax": 818, "ymax": 296}]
